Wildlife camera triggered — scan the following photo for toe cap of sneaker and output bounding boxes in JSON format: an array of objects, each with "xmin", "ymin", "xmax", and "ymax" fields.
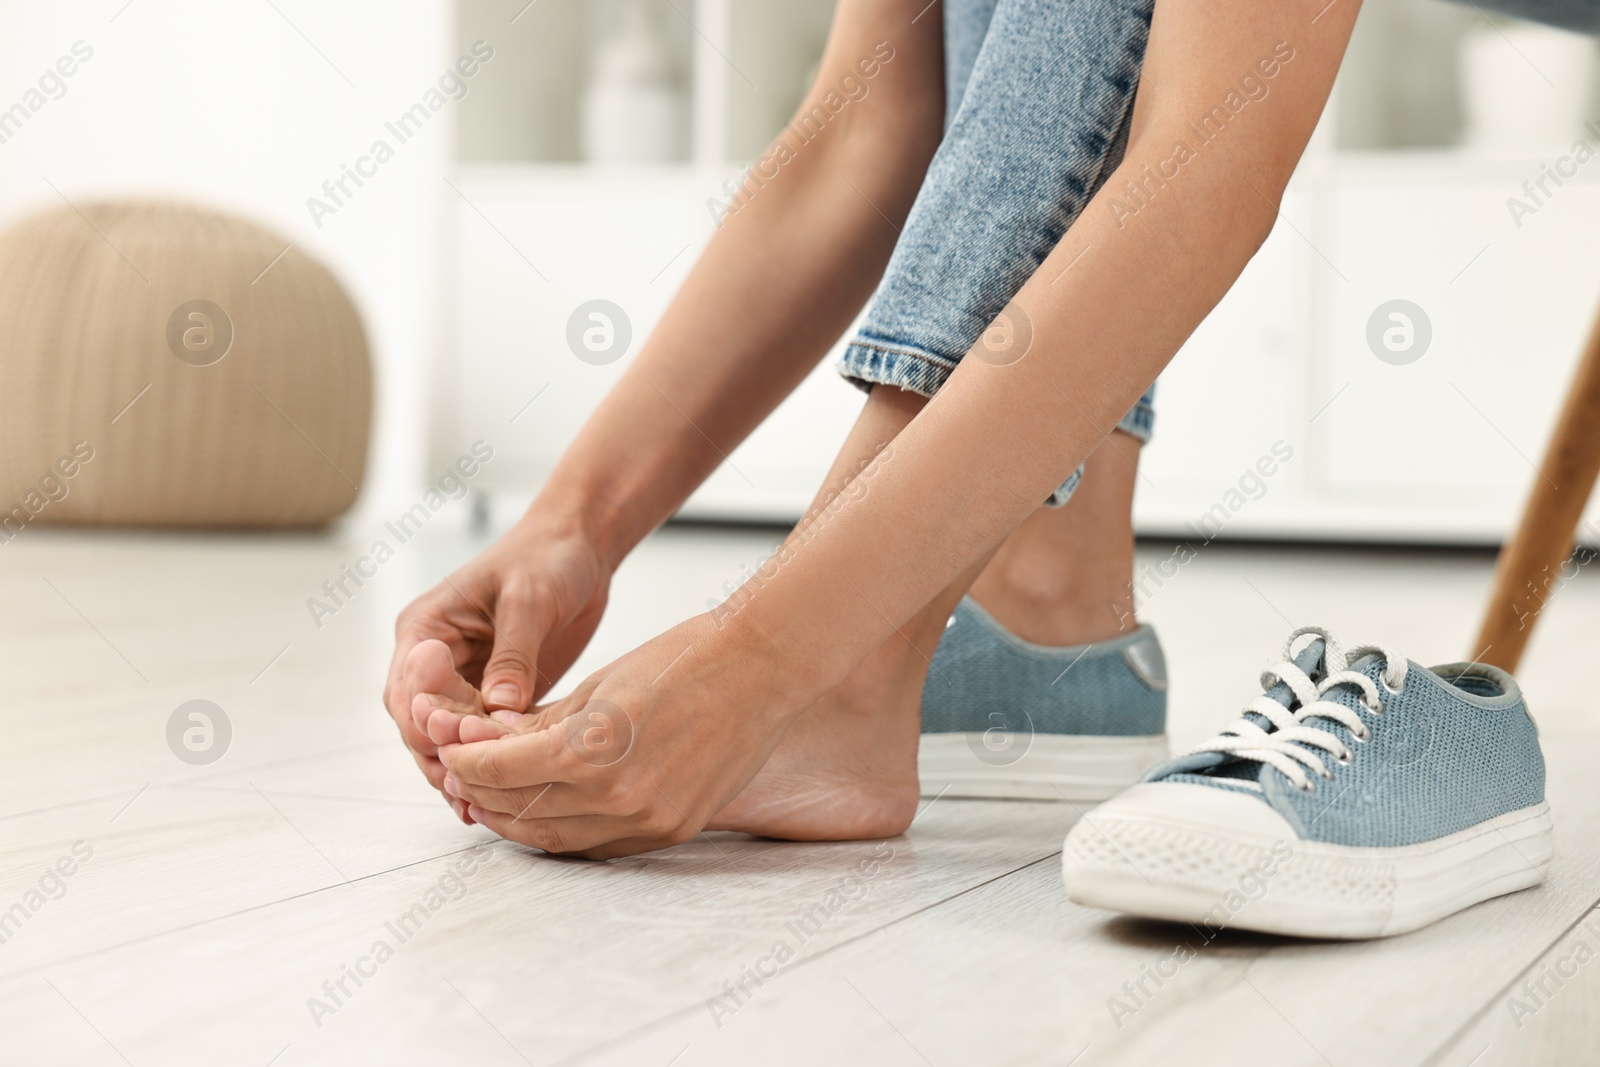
[
  {"xmin": 1076, "ymin": 780, "xmax": 1297, "ymax": 843},
  {"xmin": 1063, "ymin": 782, "xmax": 1302, "ymax": 913}
]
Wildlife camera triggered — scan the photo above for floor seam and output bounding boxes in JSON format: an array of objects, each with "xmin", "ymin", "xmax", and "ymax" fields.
[
  {"xmin": 546, "ymin": 849, "xmax": 1066, "ymax": 1067},
  {"xmin": 1417, "ymin": 897, "xmax": 1600, "ymax": 1067},
  {"xmin": 0, "ymin": 839, "xmax": 505, "ymax": 984}
]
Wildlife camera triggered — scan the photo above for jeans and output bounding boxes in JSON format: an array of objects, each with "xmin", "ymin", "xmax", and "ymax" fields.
[{"xmin": 836, "ymin": 0, "xmax": 1156, "ymax": 506}]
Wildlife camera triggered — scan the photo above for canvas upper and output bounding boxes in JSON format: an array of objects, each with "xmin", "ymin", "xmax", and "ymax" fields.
[
  {"xmin": 1140, "ymin": 628, "xmax": 1545, "ymax": 848},
  {"xmin": 921, "ymin": 597, "xmax": 1167, "ymax": 738}
]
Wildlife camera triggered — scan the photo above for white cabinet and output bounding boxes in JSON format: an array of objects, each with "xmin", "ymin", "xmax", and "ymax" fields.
[
  {"xmin": 1313, "ymin": 159, "xmax": 1600, "ymax": 511},
  {"xmin": 440, "ymin": 0, "xmax": 1600, "ymax": 545},
  {"xmin": 438, "ymin": 164, "xmax": 863, "ymax": 520}
]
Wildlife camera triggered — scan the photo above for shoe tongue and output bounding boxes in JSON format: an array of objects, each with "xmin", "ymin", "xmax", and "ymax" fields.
[
  {"xmin": 1148, "ymin": 637, "xmax": 1330, "ymax": 783},
  {"xmin": 1263, "ymin": 637, "xmax": 1328, "ymax": 709}
]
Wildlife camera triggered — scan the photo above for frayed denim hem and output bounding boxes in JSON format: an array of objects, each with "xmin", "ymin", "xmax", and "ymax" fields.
[{"xmin": 836, "ymin": 339, "xmax": 960, "ymax": 398}]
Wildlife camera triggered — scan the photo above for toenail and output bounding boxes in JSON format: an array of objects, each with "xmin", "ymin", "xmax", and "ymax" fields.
[{"xmin": 443, "ymin": 774, "xmax": 461, "ymax": 796}]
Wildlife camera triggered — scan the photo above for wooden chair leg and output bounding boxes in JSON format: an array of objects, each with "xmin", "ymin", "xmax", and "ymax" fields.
[{"xmin": 1475, "ymin": 299, "xmax": 1600, "ymax": 673}]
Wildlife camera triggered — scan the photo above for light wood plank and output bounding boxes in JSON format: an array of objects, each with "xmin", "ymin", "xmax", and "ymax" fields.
[
  {"xmin": 0, "ymin": 799, "xmax": 1072, "ymax": 1067},
  {"xmin": 579, "ymin": 731, "xmax": 1600, "ymax": 1067},
  {"xmin": 0, "ymin": 749, "xmax": 497, "ymax": 980},
  {"xmin": 1425, "ymin": 905, "xmax": 1600, "ymax": 1067}
]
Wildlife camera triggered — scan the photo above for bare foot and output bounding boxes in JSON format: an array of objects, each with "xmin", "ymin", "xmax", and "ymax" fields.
[
  {"xmin": 707, "ymin": 638, "xmax": 925, "ymax": 841},
  {"xmin": 413, "ymin": 623, "xmax": 931, "ymax": 845}
]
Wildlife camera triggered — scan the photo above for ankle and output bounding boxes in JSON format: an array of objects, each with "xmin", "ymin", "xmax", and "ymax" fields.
[{"xmin": 967, "ymin": 566, "xmax": 1135, "ymax": 647}]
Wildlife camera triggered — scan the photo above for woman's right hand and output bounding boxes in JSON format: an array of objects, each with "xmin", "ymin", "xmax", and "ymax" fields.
[{"xmin": 382, "ymin": 515, "xmax": 612, "ymax": 792}]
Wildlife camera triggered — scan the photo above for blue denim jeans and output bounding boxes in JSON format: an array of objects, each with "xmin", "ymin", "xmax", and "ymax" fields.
[{"xmin": 837, "ymin": 0, "xmax": 1156, "ymax": 505}]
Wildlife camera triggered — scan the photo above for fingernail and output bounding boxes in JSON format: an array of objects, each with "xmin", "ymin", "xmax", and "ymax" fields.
[
  {"xmin": 487, "ymin": 683, "xmax": 522, "ymax": 708},
  {"xmin": 467, "ymin": 804, "xmax": 486, "ymax": 823},
  {"xmin": 442, "ymin": 774, "xmax": 460, "ymax": 797},
  {"xmin": 490, "ymin": 710, "xmax": 522, "ymax": 725}
]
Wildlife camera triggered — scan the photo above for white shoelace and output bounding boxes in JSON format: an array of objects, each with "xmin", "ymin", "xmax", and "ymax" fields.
[{"xmin": 1185, "ymin": 626, "xmax": 1408, "ymax": 792}]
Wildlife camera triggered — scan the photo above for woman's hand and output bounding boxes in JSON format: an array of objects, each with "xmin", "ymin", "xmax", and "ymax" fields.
[
  {"xmin": 382, "ymin": 515, "xmax": 612, "ymax": 793},
  {"xmin": 432, "ymin": 612, "xmax": 814, "ymax": 859}
]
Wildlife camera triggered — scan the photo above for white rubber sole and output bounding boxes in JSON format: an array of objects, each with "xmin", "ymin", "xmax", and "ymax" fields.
[
  {"xmin": 918, "ymin": 733, "xmax": 1169, "ymax": 801},
  {"xmin": 1062, "ymin": 782, "xmax": 1553, "ymax": 939}
]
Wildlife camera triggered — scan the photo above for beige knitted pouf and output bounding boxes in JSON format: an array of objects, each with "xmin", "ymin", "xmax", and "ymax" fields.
[{"xmin": 0, "ymin": 200, "xmax": 371, "ymax": 531}]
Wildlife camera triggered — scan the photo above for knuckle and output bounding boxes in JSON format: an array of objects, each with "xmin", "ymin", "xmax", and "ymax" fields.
[
  {"xmin": 394, "ymin": 600, "xmax": 432, "ymax": 636},
  {"xmin": 511, "ymin": 786, "xmax": 549, "ymax": 819},
  {"xmin": 485, "ymin": 647, "xmax": 534, "ymax": 676},
  {"xmin": 523, "ymin": 821, "xmax": 567, "ymax": 854},
  {"xmin": 644, "ymin": 806, "xmax": 687, "ymax": 840},
  {"xmin": 599, "ymin": 780, "xmax": 639, "ymax": 816},
  {"xmin": 473, "ymin": 751, "xmax": 510, "ymax": 789},
  {"xmin": 496, "ymin": 578, "xmax": 548, "ymax": 618}
]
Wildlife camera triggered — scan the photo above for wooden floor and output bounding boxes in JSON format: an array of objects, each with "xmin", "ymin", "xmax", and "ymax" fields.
[{"xmin": 2, "ymin": 515, "xmax": 1597, "ymax": 1066}]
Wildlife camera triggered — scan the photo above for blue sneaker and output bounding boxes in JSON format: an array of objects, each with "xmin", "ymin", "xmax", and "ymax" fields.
[
  {"xmin": 1063, "ymin": 626, "xmax": 1552, "ymax": 939},
  {"xmin": 919, "ymin": 597, "xmax": 1169, "ymax": 801}
]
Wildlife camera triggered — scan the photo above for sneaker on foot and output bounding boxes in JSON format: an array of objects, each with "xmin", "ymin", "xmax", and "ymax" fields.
[
  {"xmin": 919, "ymin": 597, "xmax": 1169, "ymax": 801},
  {"xmin": 1062, "ymin": 625, "xmax": 1552, "ymax": 939}
]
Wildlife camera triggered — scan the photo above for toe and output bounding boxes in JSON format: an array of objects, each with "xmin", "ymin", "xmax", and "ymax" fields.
[
  {"xmin": 404, "ymin": 639, "xmax": 485, "ymax": 713},
  {"xmin": 425, "ymin": 704, "xmax": 466, "ymax": 746},
  {"xmin": 460, "ymin": 715, "xmax": 520, "ymax": 743}
]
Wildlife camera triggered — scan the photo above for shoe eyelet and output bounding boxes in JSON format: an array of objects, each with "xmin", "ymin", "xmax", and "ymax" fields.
[
  {"xmin": 1296, "ymin": 779, "xmax": 1317, "ymax": 794},
  {"xmin": 1318, "ymin": 768, "xmax": 1335, "ymax": 780},
  {"xmin": 1352, "ymin": 727, "xmax": 1371, "ymax": 743},
  {"xmin": 1381, "ymin": 673, "xmax": 1405, "ymax": 696},
  {"xmin": 1365, "ymin": 698, "xmax": 1385, "ymax": 715},
  {"xmin": 1336, "ymin": 748, "xmax": 1355, "ymax": 765}
]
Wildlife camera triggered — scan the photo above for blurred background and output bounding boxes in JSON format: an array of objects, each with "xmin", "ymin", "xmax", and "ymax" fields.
[
  {"xmin": 3, "ymin": 0, "xmax": 1598, "ymax": 540},
  {"xmin": 1, "ymin": 0, "xmax": 1599, "ymax": 744}
]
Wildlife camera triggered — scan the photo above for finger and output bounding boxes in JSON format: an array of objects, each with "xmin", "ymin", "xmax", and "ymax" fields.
[
  {"xmin": 393, "ymin": 640, "xmax": 485, "ymax": 758},
  {"xmin": 426, "ymin": 704, "xmax": 524, "ymax": 747},
  {"xmin": 465, "ymin": 805, "xmax": 665, "ymax": 856},
  {"xmin": 386, "ymin": 611, "xmax": 478, "ymax": 735},
  {"xmin": 405, "ymin": 639, "xmax": 486, "ymax": 712},
  {"xmin": 438, "ymin": 729, "xmax": 577, "ymax": 790},
  {"xmin": 388, "ymin": 671, "xmax": 437, "ymax": 757},
  {"xmin": 411, "ymin": 749, "xmax": 448, "ymax": 792},
  {"xmin": 411, "ymin": 693, "xmax": 484, "ymax": 744},
  {"xmin": 462, "ymin": 713, "xmax": 530, "ymax": 743},
  {"xmin": 479, "ymin": 589, "xmax": 555, "ymax": 713},
  {"xmin": 443, "ymin": 776, "xmax": 560, "ymax": 820},
  {"xmin": 446, "ymin": 777, "xmax": 631, "ymax": 823}
]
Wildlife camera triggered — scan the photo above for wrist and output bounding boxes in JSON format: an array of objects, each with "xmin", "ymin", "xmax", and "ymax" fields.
[{"xmin": 519, "ymin": 470, "xmax": 654, "ymax": 575}]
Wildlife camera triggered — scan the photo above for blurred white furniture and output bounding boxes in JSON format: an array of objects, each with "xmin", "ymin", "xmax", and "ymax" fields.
[{"xmin": 437, "ymin": 0, "xmax": 1600, "ymax": 544}]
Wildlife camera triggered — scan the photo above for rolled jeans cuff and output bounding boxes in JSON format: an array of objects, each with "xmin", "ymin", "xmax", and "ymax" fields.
[{"xmin": 837, "ymin": 337, "xmax": 958, "ymax": 398}]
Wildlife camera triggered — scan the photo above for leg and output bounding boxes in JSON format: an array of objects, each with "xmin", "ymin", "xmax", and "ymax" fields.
[
  {"xmin": 839, "ymin": 0, "xmax": 1156, "ymax": 641},
  {"xmin": 969, "ymin": 429, "xmax": 1143, "ymax": 646},
  {"xmin": 714, "ymin": 0, "xmax": 1158, "ymax": 834},
  {"xmin": 710, "ymin": 386, "xmax": 992, "ymax": 838}
]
